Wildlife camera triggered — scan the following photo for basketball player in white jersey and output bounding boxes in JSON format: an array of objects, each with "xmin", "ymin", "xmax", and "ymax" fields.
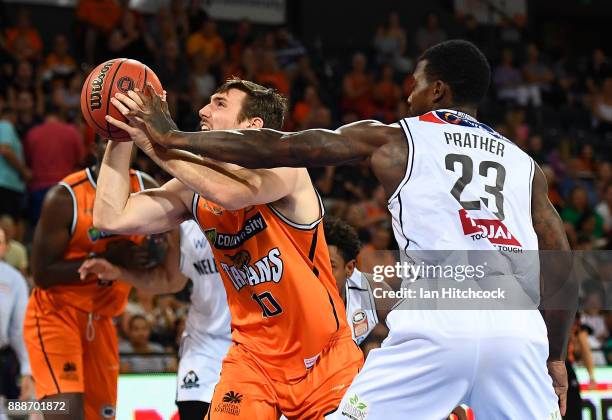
[
  {"xmin": 79, "ymin": 220, "xmax": 231, "ymax": 419},
  {"xmin": 131, "ymin": 39, "xmax": 574, "ymax": 419}
]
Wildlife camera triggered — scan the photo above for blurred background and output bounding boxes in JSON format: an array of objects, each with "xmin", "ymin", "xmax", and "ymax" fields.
[{"xmin": 0, "ymin": 0, "xmax": 611, "ymax": 418}]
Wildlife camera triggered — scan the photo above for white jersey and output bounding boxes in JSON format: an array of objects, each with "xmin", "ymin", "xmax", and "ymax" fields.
[
  {"xmin": 389, "ymin": 109, "xmax": 537, "ymax": 252},
  {"xmin": 345, "ymin": 269, "xmax": 378, "ymax": 345},
  {"xmin": 180, "ymin": 220, "xmax": 231, "ymax": 338},
  {"xmin": 331, "ymin": 110, "xmax": 559, "ymax": 419},
  {"xmin": 177, "ymin": 220, "xmax": 231, "ymax": 403}
]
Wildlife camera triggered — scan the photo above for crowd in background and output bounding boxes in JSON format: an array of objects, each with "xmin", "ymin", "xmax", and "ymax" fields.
[{"xmin": 0, "ymin": 1, "xmax": 611, "ymax": 373}]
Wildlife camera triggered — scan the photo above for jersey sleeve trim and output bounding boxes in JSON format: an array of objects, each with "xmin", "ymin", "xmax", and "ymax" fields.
[
  {"xmin": 135, "ymin": 170, "xmax": 145, "ymax": 191},
  {"xmin": 191, "ymin": 193, "xmax": 201, "ymax": 226},
  {"xmin": 266, "ymin": 189, "xmax": 325, "ymax": 231},
  {"xmin": 387, "ymin": 118, "xmax": 416, "ymax": 204},
  {"xmin": 58, "ymin": 182, "xmax": 78, "ymax": 236},
  {"xmin": 85, "ymin": 167, "xmax": 97, "ymax": 188}
]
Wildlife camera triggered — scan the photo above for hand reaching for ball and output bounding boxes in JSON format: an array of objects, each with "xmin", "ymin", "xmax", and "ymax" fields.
[{"xmin": 106, "ymin": 83, "xmax": 179, "ymax": 149}]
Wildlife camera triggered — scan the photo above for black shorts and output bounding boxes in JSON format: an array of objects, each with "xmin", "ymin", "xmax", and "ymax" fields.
[{"xmin": 0, "ymin": 186, "xmax": 25, "ymax": 220}]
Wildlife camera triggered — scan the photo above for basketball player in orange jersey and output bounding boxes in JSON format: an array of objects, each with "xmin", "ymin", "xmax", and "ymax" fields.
[
  {"xmin": 22, "ymin": 139, "xmax": 179, "ymax": 420},
  {"xmin": 98, "ymin": 79, "xmax": 363, "ymax": 419}
]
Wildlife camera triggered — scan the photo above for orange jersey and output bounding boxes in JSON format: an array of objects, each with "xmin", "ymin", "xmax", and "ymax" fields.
[
  {"xmin": 35, "ymin": 168, "xmax": 145, "ymax": 317},
  {"xmin": 192, "ymin": 193, "xmax": 351, "ymax": 381}
]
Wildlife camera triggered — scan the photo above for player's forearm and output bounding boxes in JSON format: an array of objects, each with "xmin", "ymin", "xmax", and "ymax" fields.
[
  {"xmin": 33, "ymin": 258, "xmax": 89, "ymax": 288},
  {"xmin": 161, "ymin": 127, "xmax": 363, "ymax": 168},
  {"xmin": 143, "ymin": 143, "xmax": 258, "ymax": 209},
  {"xmin": 94, "ymin": 141, "xmax": 135, "ymax": 231}
]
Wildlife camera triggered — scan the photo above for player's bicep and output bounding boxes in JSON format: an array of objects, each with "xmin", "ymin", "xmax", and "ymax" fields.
[
  {"xmin": 230, "ymin": 167, "xmax": 298, "ymax": 208},
  {"xmin": 531, "ymin": 164, "xmax": 569, "ymax": 251},
  {"xmin": 120, "ymin": 179, "xmax": 191, "ymax": 234}
]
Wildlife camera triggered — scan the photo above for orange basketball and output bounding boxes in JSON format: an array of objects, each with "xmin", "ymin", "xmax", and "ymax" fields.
[{"xmin": 80, "ymin": 58, "xmax": 163, "ymax": 141}]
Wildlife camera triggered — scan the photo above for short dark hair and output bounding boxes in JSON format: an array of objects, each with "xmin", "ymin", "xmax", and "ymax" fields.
[
  {"xmin": 128, "ymin": 314, "xmax": 148, "ymax": 329},
  {"xmin": 215, "ymin": 77, "xmax": 288, "ymax": 130},
  {"xmin": 419, "ymin": 40, "xmax": 491, "ymax": 106},
  {"xmin": 324, "ymin": 217, "xmax": 361, "ymax": 263}
]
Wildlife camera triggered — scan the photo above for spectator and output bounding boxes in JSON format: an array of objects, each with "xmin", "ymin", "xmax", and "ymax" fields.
[
  {"xmin": 0, "ymin": 106, "xmax": 29, "ymax": 221},
  {"xmin": 13, "ymin": 90, "xmax": 41, "ymax": 141},
  {"xmin": 24, "ymin": 104, "xmax": 85, "ymax": 223},
  {"xmin": 5, "ymin": 8, "xmax": 43, "ymax": 61},
  {"xmin": 7, "ymin": 60, "xmax": 44, "ymax": 118},
  {"xmin": 522, "ymin": 44, "xmax": 555, "ymax": 107},
  {"xmin": 0, "ymin": 215, "xmax": 28, "ymax": 275},
  {"xmin": 292, "ymin": 85, "xmax": 331, "ymax": 130},
  {"xmin": 119, "ymin": 314, "xmax": 177, "ymax": 373},
  {"xmin": 228, "ymin": 19, "xmax": 254, "ymax": 64},
  {"xmin": 189, "ymin": 54, "xmax": 216, "ymax": 108},
  {"xmin": 274, "ymin": 27, "xmax": 305, "ymax": 70},
  {"xmin": 373, "ymin": 12, "xmax": 410, "ymax": 72},
  {"xmin": 592, "ymin": 76, "xmax": 612, "ymax": 134},
  {"xmin": 108, "ymin": 11, "xmax": 156, "ymax": 65},
  {"xmin": 573, "ymin": 144, "xmax": 597, "ymax": 180},
  {"xmin": 527, "ymin": 134, "xmax": 546, "ymax": 165},
  {"xmin": 585, "ymin": 48, "xmax": 611, "ymax": 95},
  {"xmin": 43, "ymin": 34, "xmax": 78, "ymax": 83},
  {"xmin": 0, "ymin": 226, "xmax": 34, "ymax": 402},
  {"xmin": 541, "ymin": 164, "xmax": 564, "ymax": 210},
  {"xmin": 154, "ymin": 39, "xmax": 190, "ymax": 117},
  {"xmin": 51, "ymin": 71, "xmax": 83, "ymax": 122},
  {"xmin": 372, "ymin": 65, "xmax": 401, "ymax": 122},
  {"xmin": 341, "ymin": 53, "xmax": 375, "ymax": 119},
  {"xmin": 186, "ymin": 19, "xmax": 226, "ymax": 65},
  {"xmin": 256, "ymin": 50, "xmax": 290, "ymax": 96},
  {"xmin": 415, "ymin": 13, "xmax": 447, "ymax": 53},
  {"xmin": 595, "ymin": 183, "xmax": 612, "ymax": 233},
  {"xmin": 356, "ymin": 222, "xmax": 395, "ymax": 274},
  {"xmin": 562, "ymin": 186, "xmax": 604, "ymax": 239},
  {"xmin": 494, "ymin": 48, "xmax": 538, "ymax": 107},
  {"xmin": 581, "ymin": 291, "xmax": 608, "ymax": 365},
  {"xmin": 75, "ymin": 0, "xmax": 122, "ymax": 64}
]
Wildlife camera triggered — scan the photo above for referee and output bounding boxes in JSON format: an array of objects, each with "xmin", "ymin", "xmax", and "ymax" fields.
[{"xmin": 0, "ymin": 225, "xmax": 33, "ymax": 406}]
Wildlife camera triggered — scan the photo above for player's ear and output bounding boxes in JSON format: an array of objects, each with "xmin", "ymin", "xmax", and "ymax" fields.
[
  {"xmin": 431, "ymin": 80, "xmax": 447, "ymax": 104},
  {"xmin": 248, "ymin": 117, "xmax": 264, "ymax": 129},
  {"xmin": 345, "ymin": 259, "xmax": 356, "ymax": 278}
]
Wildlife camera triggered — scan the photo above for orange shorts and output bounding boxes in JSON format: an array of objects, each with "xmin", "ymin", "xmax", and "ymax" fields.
[
  {"xmin": 23, "ymin": 293, "xmax": 119, "ymax": 420},
  {"xmin": 207, "ymin": 336, "xmax": 363, "ymax": 419}
]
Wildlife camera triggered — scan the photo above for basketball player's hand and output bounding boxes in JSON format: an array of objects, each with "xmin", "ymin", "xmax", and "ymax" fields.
[
  {"xmin": 18, "ymin": 375, "xmax": 35, "ymax": 400},
  {"xmin": 107, "ymin": 92, "xmax": 154, "ymax": 154},
  {"xmin": 547, "ymin": 360, "xmax": 568, "ymax": 415},
  {"xmin": 125, "ymin": 83, "xmax": 178, "ymax": 148},
  {"xmin": 79, "ymin": 258, "xmax": 122, "ymax": 281}
]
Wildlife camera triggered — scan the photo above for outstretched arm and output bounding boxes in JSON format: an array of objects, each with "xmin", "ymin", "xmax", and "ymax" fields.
[
  {"xmin": 532, "ymin": 162, "xmax": 575, "ymax": 416},
  {"xmin": 127, "ymin": 84, "xmax": 399, "ymax": 168},
  {"xmin": 106, "ymin": 91, "xmax": 300, "ymax": 210}
]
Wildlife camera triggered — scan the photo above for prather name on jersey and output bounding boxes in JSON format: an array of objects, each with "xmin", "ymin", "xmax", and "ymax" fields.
[{"xmin": 444, "ymin": 131, "xmax": 505, "ymax": 157}]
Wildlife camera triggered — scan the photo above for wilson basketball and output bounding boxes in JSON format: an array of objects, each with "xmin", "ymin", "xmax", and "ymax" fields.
[{"xmin": 80, "ymin": 58, "xmax": 163, "ymax": 141}]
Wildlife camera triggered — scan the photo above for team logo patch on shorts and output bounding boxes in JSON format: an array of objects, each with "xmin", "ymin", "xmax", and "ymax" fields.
[
  {"xmin": 214, "ymin": 391, "xmax": 243, "ymax": 416},
  {"xmin": 59, "ymin": 362, "xmax": 79, "ymax": 381},
  {"xmin": 181, "ymin": 370, "xmax": 200, "ymax": 389},
  {"xmin": 341, "ymin": 394, "xmax": 368, "ymax": 419},
  {"xmin": 352, "ymin": 310, "xmax": 369, "ymax": 339}
]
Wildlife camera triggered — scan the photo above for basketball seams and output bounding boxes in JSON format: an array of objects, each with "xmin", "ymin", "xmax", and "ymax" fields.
[{"xmin": 105, "ymin": 58, "xmax": 128, "ymax": 138}]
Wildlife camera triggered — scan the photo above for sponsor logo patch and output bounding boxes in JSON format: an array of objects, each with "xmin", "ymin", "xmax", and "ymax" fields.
[
  {"xmin": 214, "ymin": 391, "xmax": 243, "ymax": 416},
  {"xmin": 341, "ymin": 394, "xmax": 368, "ymax": 419},
  {"xmin": 352, "ymin": 309, "xmax": 369, "ymax": 340},
  {"xmin": 458, "ymin": 209, "xmax": 522, "ymax": 248},
  {"xmin": 210, "ymin": 213, "xmax": 267, "ymax": 250}
]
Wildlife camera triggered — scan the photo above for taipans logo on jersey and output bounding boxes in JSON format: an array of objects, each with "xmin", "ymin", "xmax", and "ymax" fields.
[
  {"xmin": 352, "ymin": 309, "xmax": 369, "ymax": 342},
  {"xmin": 207, "ymin": 213, "xmax": 267, "ymax": 250},
  {"xmin": 459, "ymin": 209, "xmax": 522, "ymax": 247},
  {"xmin": 87, "ymin": 227, "xmax": 117, "ymax": 242},
  {"xmin": 219, "ymin": 247, "xmax": 284, "ymax": 292}
]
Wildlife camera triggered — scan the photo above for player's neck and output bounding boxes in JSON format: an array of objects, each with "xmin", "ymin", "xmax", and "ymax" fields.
[{"xmin": 439, "ymin": 103, "xmax": 478, "ymax": 118}]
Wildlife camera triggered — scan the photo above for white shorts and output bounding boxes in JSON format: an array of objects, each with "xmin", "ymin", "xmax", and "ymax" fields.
[
  {"xmin": 331, "ymin": 310, "xmax": 561, "ymax": 420},
  {"xmin": 176, "ymin": 330, "xmax": 232, "ymax": 403}
]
